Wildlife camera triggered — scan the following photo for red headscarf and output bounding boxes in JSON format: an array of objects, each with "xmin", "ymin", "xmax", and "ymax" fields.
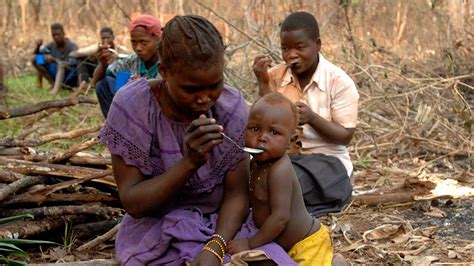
[{"xmin": 129, "ymin": 14, "xmax": 162, "ymax": 37}]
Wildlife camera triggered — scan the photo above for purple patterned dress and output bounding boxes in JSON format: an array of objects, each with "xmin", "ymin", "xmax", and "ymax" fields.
[{"xmin": 99, "ymin": 78, "xmax": 296, "ymax": 265}]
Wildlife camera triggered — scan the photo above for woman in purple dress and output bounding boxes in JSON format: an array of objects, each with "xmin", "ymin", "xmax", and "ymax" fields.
[{"xmin": 99, "ymin": 15, "xmax": 295, "ymax": 266}]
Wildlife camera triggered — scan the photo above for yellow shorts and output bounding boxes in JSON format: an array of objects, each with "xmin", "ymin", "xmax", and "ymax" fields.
[{"xmin": 288, "ymin": 224, "xmax": 333, "ymax": 266}]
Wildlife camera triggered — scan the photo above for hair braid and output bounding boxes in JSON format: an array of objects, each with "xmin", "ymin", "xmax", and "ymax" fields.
[{"xmin": 158, "ymin": 15, "xmax": 224, "ymax": 72}]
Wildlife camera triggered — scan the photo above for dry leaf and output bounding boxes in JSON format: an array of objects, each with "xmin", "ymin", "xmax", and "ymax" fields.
[
  {"xmin": 423, "ymin": 207, "xmax": 447, "ymax": 218},
  {"xmin": 448, "ymin": 250, "xmax": 462, "ymax": 259},
  {"xmin": 392, "ymin": 233, "xmax": 410, "ymax": 244},
  {"xmin": 404, "ymin": 255, "xmax": 439, "ymax": 266},
  {"xmin": 420, "ymin": 226, "xmax": 439, "ymax": 237},
  {"xmin": 363, "ymin": 224, "xmax": 403, "ymax": 241}
]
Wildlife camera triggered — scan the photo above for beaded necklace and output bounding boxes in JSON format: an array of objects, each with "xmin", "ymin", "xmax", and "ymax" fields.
[{"xmin": 249, "ymin": 162, "xmax": 272, "ymax": 191}]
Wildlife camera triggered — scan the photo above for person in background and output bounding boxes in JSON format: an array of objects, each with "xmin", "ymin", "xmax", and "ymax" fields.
[
  {"xmin": 31, "ymin": 23, "xmax": 78, "ymax": 94},
  {"xmin": 94, "ymin": 15, "xmax": 161, "ymax": 118},
  {"xmin": 70, "ymin": 27, "xmax": 128, "ymax": 84},
  {"xmin": 253, "ymin": 11, "xmax": 359, "ymax": 217}
]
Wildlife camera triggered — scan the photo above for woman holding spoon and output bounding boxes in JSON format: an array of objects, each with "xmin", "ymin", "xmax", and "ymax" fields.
[{"xmin": 100, "ymin": 15, "xmax": 294, "ymax": 265}]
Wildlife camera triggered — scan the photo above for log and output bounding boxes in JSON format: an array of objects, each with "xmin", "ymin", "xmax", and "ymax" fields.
[
  {"xmin": 0, "ymin": 157, "xmax": 115, "ymax": 186},
  {"xmin": 0, "ymin": 126, "xmax": 101, "ymax": 147},
  {"xmin": 0, "ymin": 205, "xmax": 123, "ymax": 219},
  {"xmin": 0, "ymin": 215, "xmax": 88, "ymax": 239},
  {"xmin": 0, "ymin": 175, "xmax": 46, "ymax": 201},
  {"xmin": 1, "ymin": 192, "xmax": 119, "ymax": 206},
  {"xmin": 0, "ymin": 96, "xmax": 97, "ymax": 120},
  {"xmin": 0, "ymin": 169, "xmax": 24, "ymax": 183}
]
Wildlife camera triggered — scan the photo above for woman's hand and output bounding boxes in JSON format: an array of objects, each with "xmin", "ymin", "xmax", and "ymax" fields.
[
  {"xmin": 184, "ymin": 114, "xmax": 223, "ymax": 168},
  {"xmin": 227, "ymin": 239, "xmax": 250, "ymax": 255},
  {"xmin": 253, "ymin": 55, "xmax": 272, "ymax": 84},
  {"xmin": 295, "ymin": 101, "xmax": 316, "ymax": 125},
  {"xmin": 97, "ymin": 44, "xmax": 117, "ymax": 66}
]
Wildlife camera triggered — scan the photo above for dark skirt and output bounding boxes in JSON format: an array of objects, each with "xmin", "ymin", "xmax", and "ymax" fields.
[{"xmin": 290, "ymin": 154, "xmax": 352, "ymax": 217}]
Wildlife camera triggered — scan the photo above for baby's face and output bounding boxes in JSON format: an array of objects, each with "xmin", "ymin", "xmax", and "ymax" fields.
[{"xmin": 245, "ymin": 101, "xmax": 295, "ymax": 162}]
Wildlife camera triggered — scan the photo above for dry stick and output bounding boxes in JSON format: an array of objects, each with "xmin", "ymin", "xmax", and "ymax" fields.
[
  {"xmin": 360, "ymin": 110, "xmax": 397, "ymax": 127},
  {"xmin": 16, "ymin": 125, "xmax": 44, "ymax": 140},
  {"xmin": 194, "ymin": 0, "xmax": 280, "ymax": 58},
  {"xmin": 0, "ymin": 157, "xmax": 116, "ymax": 186},
  {"xmin": 77, "ymin": 222, "xmax": 120, "ymax": 251},
  {"xmin": 47, "ymin": 137, "xmax": 99, "ymax": 164},
  {"xmin": 0, "ymin": 215, "xmax": 88, "ymax": 239},
  {"xmin": 27, "ymin": 168, "xmax": 113, "ymax": 197},
  {"xmin": 67, "ymin": 155, "xmax": 111, "ymax": 166},
  {"xmin": 0, "ymin": 205, "xmax": 123, "ymax": 219},
  {"xmin": 353, "ymin": 191, "xmax": 418, "ymax": 206},
  {"xmin": 0, "ymin": 175, "xmax": 46, "ymax": 201},
  {"xmin": 0, "ymin": 126, "xmax": 101, "ymax": 147},
  {"xmin": 22, "ymin": 108, "xmax": 60, "ymax": 128},
  {"xmin": 0, "ymin": 96, "xmax": 97, "ymax": 120},
  {"xmin": 1, "ymin": 192, "xmax": 118, "ymax": 206},
  {"xmin": 8, "ymin": 152, "xmax": 111, "ymax": 166}
]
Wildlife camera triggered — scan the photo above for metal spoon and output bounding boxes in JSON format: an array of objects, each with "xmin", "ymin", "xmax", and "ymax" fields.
[{"xmin": 220, "ymin": 132, "xmax": 264, "ymax": 154}]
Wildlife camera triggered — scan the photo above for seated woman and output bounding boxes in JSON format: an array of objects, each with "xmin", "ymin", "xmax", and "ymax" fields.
[
  {"xmin": 99, "ymin": 15, "xmax": 295, "ymax": 265},
  {"xmin": 94, "ymin": 15, "xmax": 161, "ymax": 118}
]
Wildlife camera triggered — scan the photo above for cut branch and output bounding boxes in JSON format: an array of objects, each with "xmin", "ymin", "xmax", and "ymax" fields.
[
  {"xmin": 0, "ymin": 96, "xmax": 97, "ymax": 120},
  {"xmin": 0, "ymin": 175, "xmax": 46, "ymax": 201},
  {"xmin": 47, "ymin": 138, "xmax": 100, "ymax": 163},
  {"xmin": 0, "ymin": 157, "xmax": 115, "ymax": 186},
  {"xmin": 0, "ymin": 205, "xmax": 123, "ymax": 219},
  {"xmin": 0, "ymin": 126, "xmax": 101, "ymax": 147},
  {"xmin": 1, "ymin": 192, "xmax": 118, "ymax": 206}
]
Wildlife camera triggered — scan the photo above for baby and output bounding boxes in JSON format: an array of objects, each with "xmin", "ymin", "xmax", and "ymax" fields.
[{"xmin": 227, "ymin": 92, "xmax": 334, "ymax": 265}]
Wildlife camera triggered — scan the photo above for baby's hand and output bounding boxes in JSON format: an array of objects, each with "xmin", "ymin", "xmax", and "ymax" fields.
[
  {"xmin": 226, "ymin": 239, "xmax": 250, "ymax": 255},
  {"xmin": 35, "ymin": 39, "xmax": 43, "ymax": 46}
]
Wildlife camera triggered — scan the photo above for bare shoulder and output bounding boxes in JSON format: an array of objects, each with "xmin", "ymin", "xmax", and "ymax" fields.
[{"xmin": 268, "ymin": 155, "xmax": 296, "ymax": 182}]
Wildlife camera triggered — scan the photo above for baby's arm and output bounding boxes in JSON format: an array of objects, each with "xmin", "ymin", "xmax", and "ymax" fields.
[{"xmin": 248, "ymin": 166, "xmax": 292, "ymax": 249}]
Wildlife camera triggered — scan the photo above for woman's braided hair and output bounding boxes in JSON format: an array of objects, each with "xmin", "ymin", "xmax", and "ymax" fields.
[{"xmin": 158, "ymin": 15, "xmax": 224, "ymax": 72}]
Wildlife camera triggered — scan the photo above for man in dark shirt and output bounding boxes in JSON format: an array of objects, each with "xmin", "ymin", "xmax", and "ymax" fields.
[{"xmin": 31, "ymin": 23, "xmax": 78, "ymax": 94}]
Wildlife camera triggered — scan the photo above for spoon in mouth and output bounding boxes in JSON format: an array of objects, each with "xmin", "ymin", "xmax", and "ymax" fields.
[{"xmin": 220, "ymin": 132, "xmax": 264, "ymax": 154}]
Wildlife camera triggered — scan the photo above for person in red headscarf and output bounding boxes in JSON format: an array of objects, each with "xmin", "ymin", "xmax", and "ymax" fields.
[{"xmin": 93, "ymin": 14, "xmax": 162, "ymax": 118}]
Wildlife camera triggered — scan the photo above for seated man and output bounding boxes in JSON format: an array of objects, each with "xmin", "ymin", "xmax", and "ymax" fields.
[
  {"xmin": 93, "ymin": 14, "xmax": 162, "ymax": 118},
  {"xmin": 31, "ymin": 23, "xmax": 78, "ymax": 94},
  {"xmin": 70, "ymin": 27, "xmax": 128, "ymax": 84}
]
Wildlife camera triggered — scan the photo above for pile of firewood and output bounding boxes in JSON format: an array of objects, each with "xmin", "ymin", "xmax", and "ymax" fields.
[{"xmin": 0, "ymin": 94, "xmax": 122, "ymax": 253}]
